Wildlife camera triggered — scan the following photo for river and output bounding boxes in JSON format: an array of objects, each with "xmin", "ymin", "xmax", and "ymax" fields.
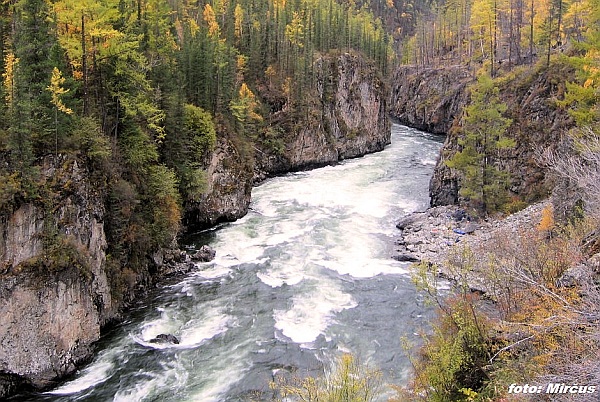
[{"xmin": 19, "ymin": 123, "xmax": 444, "ymax": 401}]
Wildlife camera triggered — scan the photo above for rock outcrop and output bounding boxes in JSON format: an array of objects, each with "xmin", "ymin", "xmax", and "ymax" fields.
[
  {"xmin": 0, "ymin": 158, "xmax": 200, "ymax": 395},
  {"xmin": 255, "ymin": 52, "xmax": 391, "ymax": 178},
  {"xmin": 390, "ymin": 65, "xmax": 472, "ymax": 134},
  {"xmin": 390, "ymin": 63, "xmax": 575, "ymax": 208},
  {"xmin": 0, "ymin": 158, "xmax": 112, "ymax": 393},
  {"xmin": 184, "ymin": 53, "xmax": 390, "ymax": 228},
  {"xmin": 429, "ymin": 63, "xmax": 575, "ymax": 207},
  {"xmin": 184, "ymin": 138, "xmax": 253, "ymax": 229}
]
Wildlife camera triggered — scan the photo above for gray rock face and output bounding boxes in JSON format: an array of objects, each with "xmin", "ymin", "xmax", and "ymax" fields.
[
  {"xmin": 255, "ymin": 52, "xmax": 391, "ymax": 177},
  {"xmin": 185, "ymin": 138, "xmax": 253, "ymax": 229},
  {"xmin": 390, "ymin": 66, "xmax": 472, "ymax": 135},
  {"xmin": 431, "ymin": 66, "xmax": 574, "ymax": 207},
  {"xmin": 0, "ymin": 157, "xmax": 112, "ymax": 393},
  {"xmin": 0, "ymin": 271, "xmax": 100, "ymax": 388},
  {"xmin": 0, "ymin": 204, "xmax": 44, "ymax": 270}
]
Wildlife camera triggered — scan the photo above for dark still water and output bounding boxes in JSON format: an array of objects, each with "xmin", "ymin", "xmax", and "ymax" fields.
[{"xmin": 21, "ymin": 124, "xmax": 444, "ymax": 401}]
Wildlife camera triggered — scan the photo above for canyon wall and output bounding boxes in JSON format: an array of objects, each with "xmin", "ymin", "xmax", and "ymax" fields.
[
  {"xmin": 254, "ymin": 52, "xmax": 390, "ymax": 178},
  {"xmin": 0, "ymin": 52, "xmax": 390, "ymax": 396},
  {"xmin": 390, "ymin": 63, "xmax": 575, "ymax": 208}
]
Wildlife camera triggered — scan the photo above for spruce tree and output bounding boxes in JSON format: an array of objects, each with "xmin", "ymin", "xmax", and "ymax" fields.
[{"xmin": 12, "ymin": 0, "xmax": 58, "ymax": 158}]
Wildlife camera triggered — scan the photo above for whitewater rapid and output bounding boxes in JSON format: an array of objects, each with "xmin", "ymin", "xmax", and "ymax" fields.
[{"xmin": 17, "ymin": 123, "xmax": 444, "ymax": 402}]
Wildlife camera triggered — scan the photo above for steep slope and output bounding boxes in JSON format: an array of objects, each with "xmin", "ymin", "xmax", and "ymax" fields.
[
  {"xmin": 188, "ymin": 52, "xmax": 391, "ymax": 228},
  {"xmin": 390, "ymin": 62, "xmax": 575, "ymax": 208},
  {"xmin": 390, "ymin": 66, "xmax": 472, "ymax": 134},
  {"xmin": 0, "ymin": 158, "xmax": 112, "ymax": 394}
]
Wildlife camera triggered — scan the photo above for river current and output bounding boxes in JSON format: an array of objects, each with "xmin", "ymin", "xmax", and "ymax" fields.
[{"xmin": 22, "ymin": 124, "xmax": 444, "ymax": 401}]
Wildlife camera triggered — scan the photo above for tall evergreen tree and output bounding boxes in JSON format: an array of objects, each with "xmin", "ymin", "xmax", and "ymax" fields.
[
  {"xmin": 446, "ymin": 74, "xmax": 515, "ymax": 212},
  {"xmin": 10, "ymin": 0, "xmax": 59, "ymax": 166}
]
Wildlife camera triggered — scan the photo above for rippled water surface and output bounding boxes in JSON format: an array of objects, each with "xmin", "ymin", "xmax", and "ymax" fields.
[{"xmin": 18, "ymin": 124, "xmax": 444, "ymax": 401}]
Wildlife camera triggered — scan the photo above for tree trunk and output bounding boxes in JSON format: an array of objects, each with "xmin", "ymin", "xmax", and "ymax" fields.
[{"xmin": 82, "ymin": 13, "xmax": 88, "ymax": 115}]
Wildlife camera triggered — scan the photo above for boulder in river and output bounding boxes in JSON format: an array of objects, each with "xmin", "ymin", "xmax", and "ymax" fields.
[
  {"xmin": 393, "ymin": 253, "xmax": 420, "ymax": 262},
  {"xmin": 149, "ymin": 334, "xmax": 180, "ymax": 345}
]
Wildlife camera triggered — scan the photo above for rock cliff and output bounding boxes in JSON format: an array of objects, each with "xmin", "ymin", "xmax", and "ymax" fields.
[
  {"xmin": 390, "ymin": 66, "xmax": 472, "ymax": 134},
  {"xmin": 254, "ymin": 52, "xmax": 391, "ymax": 178},
  {"xmin": 0, "ymin": 158, "xmax": 112, "ymax": 395},
  {"xmin": 184, "ymin": 137, "xmax": 254, "ymax": 229},
  {"xmin": 390, "ymin": 62, "xmax": 575, "ymax": 208},
  {"xmin": 431, "ymin": 63, "xmax": 575, "ymax": 207}
]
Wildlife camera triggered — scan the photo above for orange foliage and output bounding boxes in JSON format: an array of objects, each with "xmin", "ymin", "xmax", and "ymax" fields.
[{"xmin": 537, "ymin": 204, "xmax": 555, "ymax": 232}]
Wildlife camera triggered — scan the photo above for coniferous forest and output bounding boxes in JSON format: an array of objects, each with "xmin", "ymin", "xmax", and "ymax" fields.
[
  {"xmin": 1, "ymin": 0, "xmax": 600, "ymax": 400},
  {"xmin": 0, "ymin": 0, "xmax": 396, "ymax": 292}
]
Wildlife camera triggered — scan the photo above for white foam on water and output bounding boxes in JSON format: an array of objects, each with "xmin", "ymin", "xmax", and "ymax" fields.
[
  {"xmin": 274, "ymin": 285, "xmax": 357, "ymax": 344},
  {"xmin": 137, "ymin": 308, "xmax": 178, "ymax": 341},
  {"xmin": 264, "ymin": 220, "xmax": 313, "ymax": 246},
  {"xmin": 133, "ymin": 305, "xmax": 231, "ymax": 350},
  {"xmin": 312, "ymin": 217, "xmax": 396, "ymax": 278},
  {"xmin": 46, "ymin": 360, "xmax": 114, "ymax": 395},
  {"xmin": 256, "ymin": 246, "xmax": 325, "ymax": 288},
  {"xmin": 209, "ymin": 218, "xmax": 268, "ymax": 267},
  {"xmin": 256, "ymin": 269, "xmax": 305, "ymax": 288},
  {"xmin": 182, "ymin": 344, "xmax": 250, "ymax": 402},
  {"xmin": 177, "ymin": 313, "xmax": 231, "ymax": 348},
  {"xmin": 213, "ymin": 244, "xmax": 265, "ymax": 267},
  {"xmin": 113, "ymin": 360, "xmax": 188, "ymax": 402},
  {"xmin": 318, "ymin": 258, "xmax": 409, "ymax": 278},
  {"xmin": 193, "ymin": 264, "xmax": 233, "ymax": 280}
]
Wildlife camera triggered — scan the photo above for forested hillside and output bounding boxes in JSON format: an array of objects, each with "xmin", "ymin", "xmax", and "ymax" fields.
[
  {"xmin": 395, "ymin": 0, "xmax": 600, "ymax": 215},
  {"xmin": 0, "ymin": 0, "xmax": 394, "ymax": 395},
  {"xmin": 401, "ymin": 0, "xmax": 594, "ymax": 72},
  {"xmin": 0, "ymin": 0, "xmax": 392, "ymax": 236},
  {"xmin": 0, "ymin": 0, "xmax": 394, "ymax": 285}
]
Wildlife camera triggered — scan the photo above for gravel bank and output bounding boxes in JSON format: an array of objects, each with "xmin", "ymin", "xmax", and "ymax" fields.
[{"xmin": 393, "ymin": 201, "xmax": 549, "ymax": 290}]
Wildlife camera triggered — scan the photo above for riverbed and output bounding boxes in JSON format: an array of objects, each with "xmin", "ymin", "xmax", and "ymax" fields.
[{"xmin": 20, "ymin": 123, "xmax": 444, "ymax": 401}]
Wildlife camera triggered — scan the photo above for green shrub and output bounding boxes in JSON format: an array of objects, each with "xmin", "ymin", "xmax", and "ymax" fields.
[
  {"xmin": 70, "ymin": 117, "xmax": 111, "ymax": 163},
  {"xmin": 0, "ymin": 172, "xmax": 23, "ymax": 212}
]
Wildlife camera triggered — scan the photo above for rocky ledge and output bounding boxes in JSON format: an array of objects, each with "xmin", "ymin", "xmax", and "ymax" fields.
[{"xmin": 394, "ymin": 202, "xmax": 548, "ymax": 291}]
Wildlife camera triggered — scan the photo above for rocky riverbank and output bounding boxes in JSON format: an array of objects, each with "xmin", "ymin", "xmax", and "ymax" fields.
[{"xmin": 394, "ymin": 202, "xmax": 548, "ymax": 291}]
